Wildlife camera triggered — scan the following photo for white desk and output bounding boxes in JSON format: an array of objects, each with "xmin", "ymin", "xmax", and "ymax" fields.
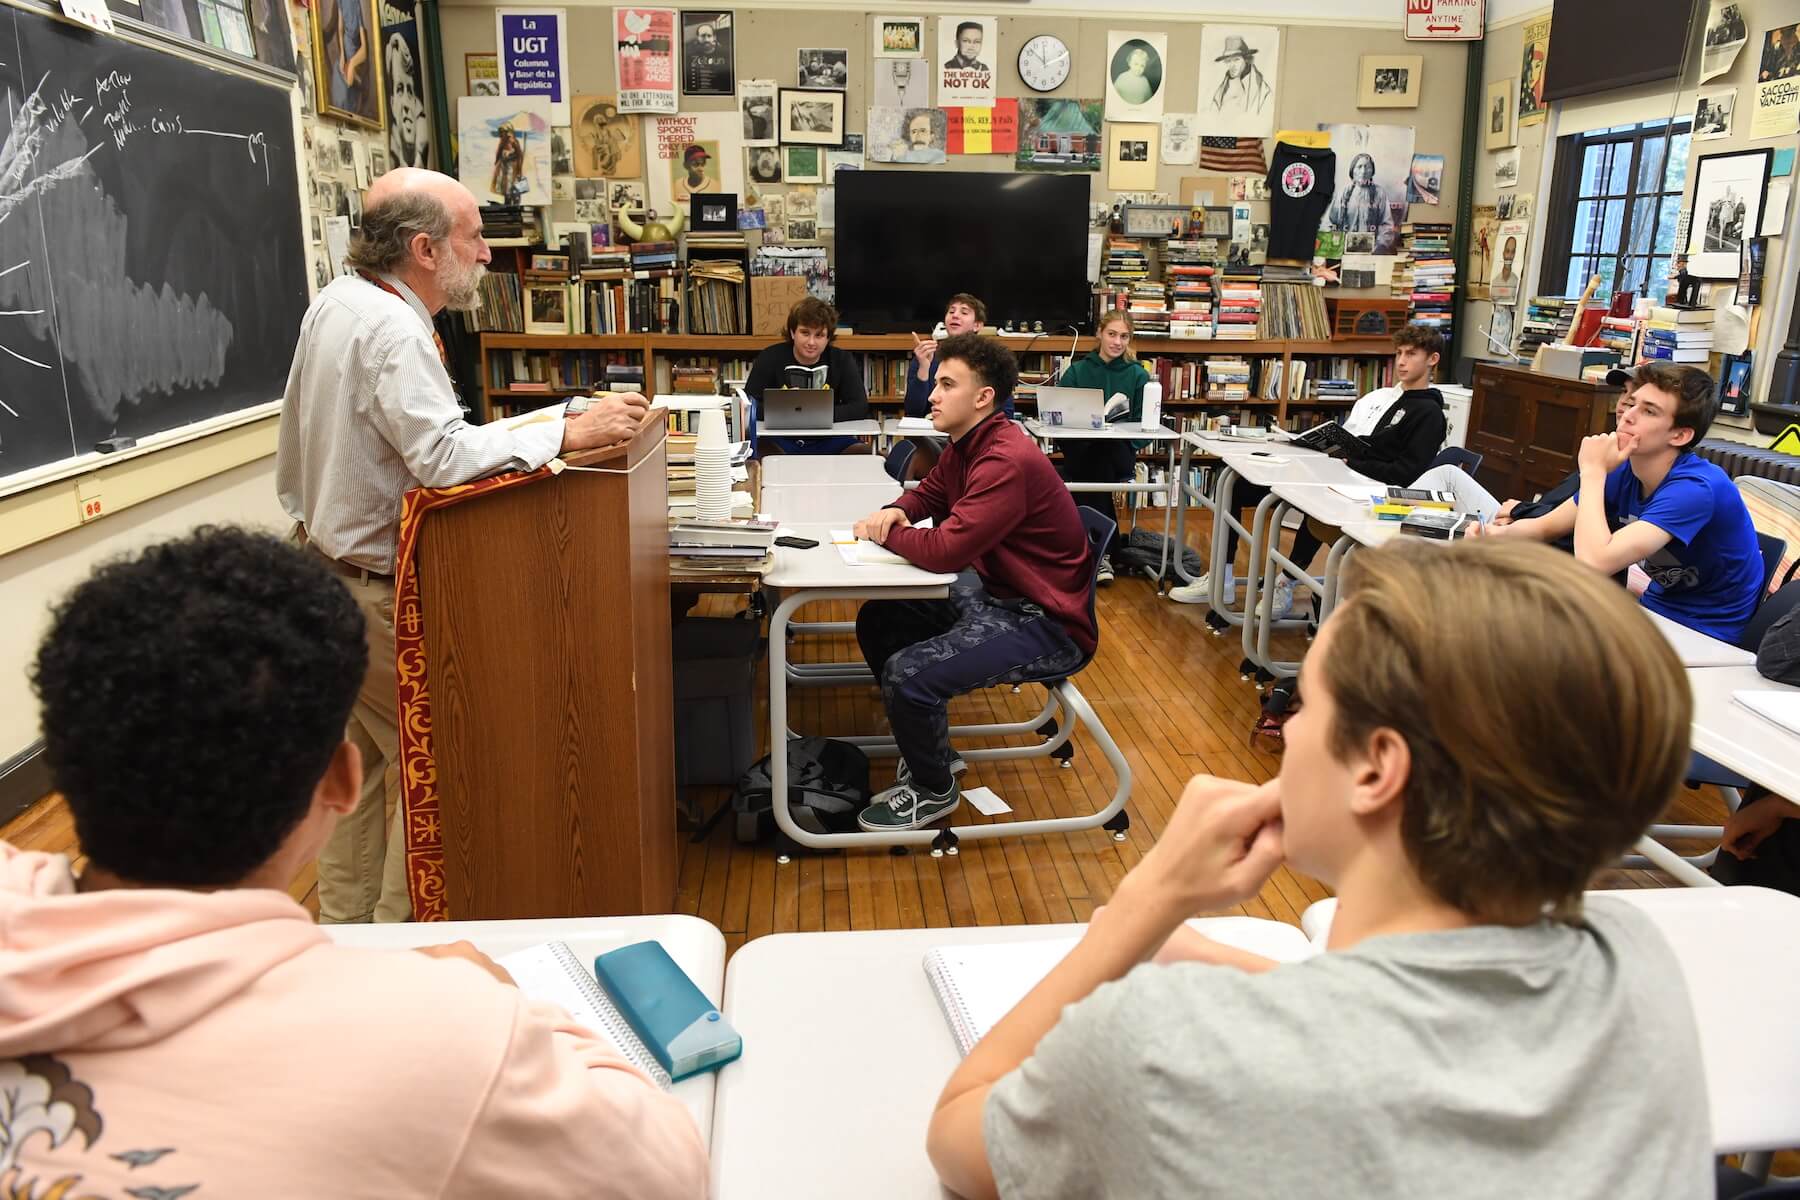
[
  {"xmin": 1023, "ymin": 420, "xmax": 1184, "ymax": 579},
  {"xmin": 712, "ymin": 917, "xmax": 1314, "ymax": 1198},
  {"xmin": 323, "ymin": 914, "xmax": 726, "ymax": 1145},
  {"xmin": 762, "ymin": 455, "xmax": 895, "ymax": 487},
  {"xmin": 1303, "ymin": 888, "xmax": 1800, "ymax": 1156},
  {"xmin": 1651, "ymin": 611, "xmax": 1759, "ymax": 668},
  {"xmin": 758, "ymin": 418, "xmax": 884, "ymax": 440},
  {"xmin": 1687, "ymin": 665, "xmax": 1800, "ymax": 800},
  {"xmin": 763, "ymin": 483, "xmax": 903, "ymax": 527}
]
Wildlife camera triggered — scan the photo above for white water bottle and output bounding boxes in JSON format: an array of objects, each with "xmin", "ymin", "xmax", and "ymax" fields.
[{"xmin": 1140, "ymin": 380, "xmax": 1163, "ymax": 431}]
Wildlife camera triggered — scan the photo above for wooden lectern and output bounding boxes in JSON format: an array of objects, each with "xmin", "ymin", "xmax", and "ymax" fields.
[{"xmin": 413, "ymin": 418, "xmax": 675, "ymax": 919}]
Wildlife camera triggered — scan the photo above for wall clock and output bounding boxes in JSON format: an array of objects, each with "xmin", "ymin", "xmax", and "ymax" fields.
[{"xmin": 1018, "ymin": 34, "xmax": 1071, "ymax": 93}]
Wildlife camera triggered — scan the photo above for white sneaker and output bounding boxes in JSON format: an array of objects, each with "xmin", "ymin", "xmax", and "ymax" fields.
[
  {"xmin": 1168, "ymin": 567, "xmax": 1231, "ymax": 605},
  {"xmin": 1261, "ymin": 578, "xmax": 1294, "ymax": 621},
  {"xmin": 1096, "ymin": 556, "xmax": 1115, "ymax": 586}
]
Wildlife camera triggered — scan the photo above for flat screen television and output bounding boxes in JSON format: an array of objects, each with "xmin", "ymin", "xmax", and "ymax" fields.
[
  {"xmin": 1541, "ymin": 0, "xmax": 1696, "ymax": 103},
  {"xmin": 833, "ymin": 171, "xmax": 1092, "ymax": 333}
]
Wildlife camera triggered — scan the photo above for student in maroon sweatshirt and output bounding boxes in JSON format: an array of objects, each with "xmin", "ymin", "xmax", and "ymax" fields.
[{"xmin": 852, "ymin": 335, "xmax": 1098, "ymax": 830}]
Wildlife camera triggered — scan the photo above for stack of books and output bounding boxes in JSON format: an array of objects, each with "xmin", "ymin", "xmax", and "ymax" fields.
[
  {"xmin": 1313, "ymin": 377, "xmax": 1360, "ymax": 402},
  {"xmin": 1204, "ymin": 358, "xmax": 1252, "ymax": 402},
  {"xmin": 667, "ymin": 517, "xmax": 774, "ymax": 572},
  {"xmin": 478, "ymin": 204, "xmax": 528, "ymax": 241},
  {"xmin": 1594, "ymin": 315, "xmax": 1641, "ymax": 361},
  {"xmin": 1126, "ymin": 281, "xmax": 1170, "ymax": 337},
  {"xmin": 1215, "ymin": 265, "xmax": 1263, "ymax": 340},
  {"xmin": 1103, "ymin": 237, "xmax": 1150, "ymax": 287},
  {"xmin": 1518, "ymin": 297, "xmax": 1570, "ymax": 359},
  {"xmin": 1164, "ymin": 251, "xmax": 1216, "ymax": 339},
  {"xmin": 1367, "ymin": 485, "xmax": 1456, "ymax": 521},
  {"xmin": 1639, "ymin": 305, "xmax": 1714, "ymax": 365},
  {"xmin": 1397, "ymin": 223, "xmax": 1455, "ymax": 340}
]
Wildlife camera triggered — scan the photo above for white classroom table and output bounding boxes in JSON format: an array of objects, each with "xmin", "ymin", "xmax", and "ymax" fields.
[
  {"xmin": 1687, "ymin": 664, "xmax": 1800, "ymax": 801},
  {"xmin": 1650, "ymin": 610, "xmax": 1759, "ymax": 668},
  {"xmin": 1023, "ymin": 419, "xmax": 1184, "ymax": 579},
  {"xmin": 763, "ymin": 483, "xmax": 903, "ymax": 528},
  {"xmin": 761, "ymin": 454, "xmax": 894, "ymax": 487},
  {"xmin": 323, "ymin": 914, "xmax": 726, "ymax": 1145},
  {"xmin": 1299, "ymin": 887, "xmax": 1800, "ymax": 1157},
  {"xmin": 757, "ymin": 418, "xmax": 884, "ymax": 441},
  {"xmin": 712, "ymin": 917, "xmax": 1314, "ymax": 1198}
]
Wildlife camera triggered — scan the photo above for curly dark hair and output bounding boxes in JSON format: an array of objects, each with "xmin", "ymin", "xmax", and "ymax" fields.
[
  {"xmin": 31, "ymin": 527, "xmax": 367, "ymax": 887},
  {"xmin": 937, "ymin": 333, "xmax": 1018, "ymax": 407}
]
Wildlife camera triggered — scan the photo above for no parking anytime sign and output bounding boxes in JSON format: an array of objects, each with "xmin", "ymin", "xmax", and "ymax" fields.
[{"xmin": 1405, "ymin": 0, "xmax": 1483, "ymax": 41}]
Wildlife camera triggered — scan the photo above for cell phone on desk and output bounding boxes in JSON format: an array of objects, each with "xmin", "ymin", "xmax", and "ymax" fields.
[
  {"xmin": 775, "ymin": 535, "xmax": 820, "ymax": 549},
  {"xmin": 593, "ymin": 942, "xmax": 742, "ymax": 1080}
]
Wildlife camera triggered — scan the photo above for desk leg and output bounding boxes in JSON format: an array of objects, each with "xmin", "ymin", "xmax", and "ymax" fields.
[
  {"xmin": 1629, "ymin": 836, "xmax": 1722, "ymax": 888},
  {"xmin": 1318, "ymin": 535, "xmax": 1358, "ymax": 623},
  {"xmin": 1210, "ymin": 465, "xmax": 1250, "ymax": 622},
  {"xmin": 1155, "ymin": 439, "xmax": 1178, "ymax": 586},
  {"xmin": 1170, "ymin": 440, "xmax": 1203, "ymax": 586}
]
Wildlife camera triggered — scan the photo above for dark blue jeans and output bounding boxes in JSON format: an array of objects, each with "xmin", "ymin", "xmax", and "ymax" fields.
[{"xmin": 856, "ymin": 572, "xmax": 1084, "ymax": 794}]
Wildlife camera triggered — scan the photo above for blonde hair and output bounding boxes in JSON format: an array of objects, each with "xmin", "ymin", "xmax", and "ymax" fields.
[
  {"xmin": 1321, "ymin": 539, "xmax": 1691, "ymax": 923},
  {"xmin": 1096, "ymin": 309, "xmax": 1137, "ymax": 363}
]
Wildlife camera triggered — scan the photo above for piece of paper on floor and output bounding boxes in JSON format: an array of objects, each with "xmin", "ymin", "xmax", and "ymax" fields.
[{"xmin": 963, "ymin": 786, "xmax": 1012, "ymax": 816}]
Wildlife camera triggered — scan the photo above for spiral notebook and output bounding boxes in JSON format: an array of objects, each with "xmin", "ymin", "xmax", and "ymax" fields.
[
  {"xmin": 496, "ymin": 942, "xmax": 674, "ymax": 1091},
  {"xmin": 922, "ymin": 919, "xmax": 1318, "ymax": 1057}
]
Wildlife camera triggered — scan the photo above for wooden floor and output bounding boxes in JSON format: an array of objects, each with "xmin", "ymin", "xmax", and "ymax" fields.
[{"xmin": 5, "ymin": 508, "xmax": 1704, "ymax": 949}]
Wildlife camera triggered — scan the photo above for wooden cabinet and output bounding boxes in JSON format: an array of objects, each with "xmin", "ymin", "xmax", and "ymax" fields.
[{"xmin": 1468, "ymin": 363, "xmax": 1620, "ymax": 501}]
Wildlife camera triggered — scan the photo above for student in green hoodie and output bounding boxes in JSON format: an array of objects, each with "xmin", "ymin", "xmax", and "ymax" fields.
[{"xmin": 1055, "ymin": 310, "xmax": 1151, "ymax": 584}]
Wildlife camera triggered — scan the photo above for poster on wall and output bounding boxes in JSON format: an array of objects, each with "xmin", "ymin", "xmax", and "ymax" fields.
[
  {"xmin": 647, "ymin": 112, "xmax": 745, "ymax": 215},
  {"xmin": 467, "ymin": 52, "xmax": 501, "ymax": 96},
  {"xmin": 680, "ymin": 11, "xmax": 734, "ymax": 96},
  {"xmin": 383, "ymin": 0, "xmax": 431, "ymax": 168},
  {"xmin": 1517, "ymin": 17, "xmax": 1550, "ymax": 127},
  {"xmin": 1468, "ymin": 202, "xmax": 1498, "ymax": 299},
  {"xmin": 1196, "ymin": 25, "xmax": 1276, "ymax": 136},
  {"xmin": 1702, "ymin": 1, "xmax": 1749, "ymax": 84},
  {"xmin": 572, "ymin": 94, "xmax": 645, "ymax": 178},
  {"xmin": 1322, "ymin": 122, "xmax": 1413, "ymax": 255},
  {"xmin": 1688, "ymin": 148, "xmax": 1773, "ymax": 278},
  {"xmin": 615, "ymin": 7, "xmax": 679, "ymax": 114},
  {"xmin": 458, "ymin": 95, "xmax": 553, "ymax": 205},
  {"xmin": 497, "ymin": 8, "xmax": 570, "ymax": 124},
  {"xmin": 1408, "ymin": 154, "xmax": 1443, "ymax": 204},
  {"xmin": 874, "ymin": 58, "xmax": 930, "ymax": 107},
  {"xmin": 1106, "ymin": 122, "xmax": 1159, "ymax": 191},
  {"xmin": 1752, "ymin": 23, "xmax": 1800, "ymax": 140},
  {"xmin": 1160, "ymin": 114, "xmax": 1198, "ymax": 165},
  {"xmin": 1694, "ymin": 89, "xmax": 1737, "ymax": 140},
  {"xmin": 1105, "ymin": 29, "xmax": 1168, "ymax": 122},
  {"xmin": 1490, "ymin": 217, "xmax": 1529, "ymax": 306},
  {"xmin": 938, "ymin": 15, "xmax": 997, "ymax": 108},
  {"xmin": 740, "ymin": 79, "xmax": 778, "ymax": 146},
  {"xmin": 875, "ymin": 15, "xmax": 924, "ymax": 58},
  {"xmin": 311, "ymin": 0, "xmax": 386, "ymax": 128},
  {"xmin": 1484, "ymin": 77, "xmax": 1516, "ymax": 149},
  {"xmin": 945, "ymin": 99, "xmax": 1017, "ymax": 154},
  {"xmin": 1016, "ymin": 98, "xmax": 1102, "ymax": 173},
  {"xmin": 868, "ymin": 106, "xmax": 948, "ymax": 163}
]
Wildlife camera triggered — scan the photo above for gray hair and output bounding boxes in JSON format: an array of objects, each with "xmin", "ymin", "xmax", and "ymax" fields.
[{"xmin": 344, "ymin": 188, "xmax": 454, "ymax": 273}]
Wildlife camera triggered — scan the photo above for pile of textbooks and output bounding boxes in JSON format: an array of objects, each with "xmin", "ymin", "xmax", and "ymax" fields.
[
  {"xmin": 1204, "ymin": 357, "xmax": 1252, "ymax": 402},
  {"xmin": 1639, "ymin": 305, "xmax": 1714, "ymax": 365},
  {"xmin": 1215, "ymin": 266, "xmax": 1262, "ymax": 340}
]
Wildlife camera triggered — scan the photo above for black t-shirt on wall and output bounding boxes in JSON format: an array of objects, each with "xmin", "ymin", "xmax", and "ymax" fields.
[{"xmin": 1265, "ymin": 142, "xmax": 1337, "ymax": 263}]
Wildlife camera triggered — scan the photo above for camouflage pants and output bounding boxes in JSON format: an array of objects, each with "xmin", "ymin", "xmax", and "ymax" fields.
[{"xmin": 856, "ymin": 571, "xmax": 1084, "ymax": 794}]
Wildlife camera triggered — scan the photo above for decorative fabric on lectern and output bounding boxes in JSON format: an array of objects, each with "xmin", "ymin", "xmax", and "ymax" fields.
[{"xmin": 392, "ymin": 467, "xmax": 555, "ymax": 919}]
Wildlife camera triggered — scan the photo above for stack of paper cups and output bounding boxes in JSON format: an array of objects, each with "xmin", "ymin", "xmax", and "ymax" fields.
[{"xmin": 693, "ymin": 406, "xmax": 732, "ymax": 521}]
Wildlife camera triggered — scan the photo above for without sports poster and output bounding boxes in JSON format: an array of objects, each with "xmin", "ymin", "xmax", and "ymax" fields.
[
  {"xmin": 614, "ymin": 7, "xmax": 678, "ymax": 113},
  {"xmin": 1753, "ymin": 23, "xmax": 1800, "ymax": 139},
  {"xmin": 938, "ymin": 15, "xmax": 997, "ymax": 108},
  {"xmin": 1517, "ymin": 17, "xmax": 1550, "ymax": 127}
]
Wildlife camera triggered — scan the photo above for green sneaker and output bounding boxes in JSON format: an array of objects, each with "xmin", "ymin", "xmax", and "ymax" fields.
[{"xmin": 858, "ymin": 779, "xmax": 961, "ymax": 831}]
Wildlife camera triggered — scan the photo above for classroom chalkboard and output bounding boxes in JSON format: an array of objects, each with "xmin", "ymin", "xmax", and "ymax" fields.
[{"xmin": 0, "ymin": 2, "xmax": 307, "ymax": 487}]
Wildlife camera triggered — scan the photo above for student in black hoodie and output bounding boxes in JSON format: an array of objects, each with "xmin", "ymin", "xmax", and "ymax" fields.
[{"xmin": 1171, "ymin": 324, "xmax": 1448, "ymax": 617}]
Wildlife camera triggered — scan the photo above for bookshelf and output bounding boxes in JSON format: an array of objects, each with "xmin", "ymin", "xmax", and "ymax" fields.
[{"xmin": 468, "ymin": 332, "xmax": 1400, "ymax": 431}]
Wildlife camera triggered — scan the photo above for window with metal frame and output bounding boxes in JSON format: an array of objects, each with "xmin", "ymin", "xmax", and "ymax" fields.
[{"xmin": 1540, "ymin": 118, "xmax": 1693, "ymax": 307}]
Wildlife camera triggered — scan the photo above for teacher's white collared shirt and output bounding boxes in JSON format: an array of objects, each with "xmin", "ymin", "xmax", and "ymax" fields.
[{"xmin": 276, "ymin": 272, "xmax": 563, "ymax": 574}]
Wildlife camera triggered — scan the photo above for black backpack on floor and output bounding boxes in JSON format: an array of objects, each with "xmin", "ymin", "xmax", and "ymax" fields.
[
  {"xmin": 1112, "ymin": 529, "xmax": 1204, "ymax": 578},
  {"xmin": 732, "ymin": 737, "xmax": 872, "ymax": 845}
]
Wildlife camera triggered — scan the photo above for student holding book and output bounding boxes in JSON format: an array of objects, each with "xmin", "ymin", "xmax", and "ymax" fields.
[
  {"xmin": 3, "ymin": 528, "xmax": 708, "ymax": 1198},
  {"xmin": 1475, "ymin": 361, "xmax": 1763, "ymax": 643},
  {"xmin": 743, "ymin": 295, "xmax": 870, "ymax": 455},
  {"xmin": 926, "ymin": 539, "xmax": 1711, "ymax": 1198},
  {"xmin": 1169, "ymin": 323, "xmax": 1448, "ymax": 618},
  {"xmin": 851, "ymin": 336, "xmax": 1095, "ymax": 831}
]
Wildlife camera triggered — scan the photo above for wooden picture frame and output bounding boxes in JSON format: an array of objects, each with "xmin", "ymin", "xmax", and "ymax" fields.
[
  {"xmin": 690, "ymin": 192, "xmax": 739, "ymax": 232},
  {"xmin": 1484, "ymin": 77, "xmax": 1517, "ymax": 150},
  {"xmin": 1358, "ymin": 54, "xmax": 1423, "ymax": 109},
  {"xmin": 1121, "ymin": 202, "xmax": 1189, "ymax": 239},
  {"xmin": 778, "ymin": 87, "xmax": 846, "ymax": 147},
  {"xmin": 310, "ymin": 0, "xmax": 387, "ymax": 130},
  {"xmin": 530, "ymin": 253, "xmax": 570, "ymax": 274},
  {"xmin": 783, "ymin": 145, "xmax": 825, "ymax": 183},
  {"xmin": 524, "ymin": 283, "xmax": 571, "ymax": 334}
]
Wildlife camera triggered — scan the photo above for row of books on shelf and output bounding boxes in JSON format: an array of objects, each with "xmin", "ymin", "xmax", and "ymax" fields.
[
  {"xmin": 487, "ymin": 349, "xmax": 640, "ymax": 396},
  {"xmin": 1518, "ymin": 297, "xmax": 1574, "ymax": 357},
  {"xmin": 686, "ymin": 241, "xmax": 749, "ymax": 335},
  {"xmin": 1257, "ymin": 283, "xmax": 1331, "ymax": 341}
]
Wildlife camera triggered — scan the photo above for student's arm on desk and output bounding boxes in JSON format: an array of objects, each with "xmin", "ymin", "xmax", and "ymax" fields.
[
  {"xmin": 444, "ymin": 994, "xmax": 707, "ymax": 1200},
  {"xmin": 883, "ymin": 461, "xmax": 1024, "ymax": 573},
  {"xmin": 1476, "ymin": 495, "xmax": 1576, "ymax": 543},
  {"xmin": 927, "ymin": 778, "xmax": 1284, "ymax": 1199}
]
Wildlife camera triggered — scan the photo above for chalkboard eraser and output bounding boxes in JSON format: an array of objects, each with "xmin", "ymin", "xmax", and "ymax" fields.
[{"xmin": 94, "ymin": 436, "xmax": 137, "ymax": 454}]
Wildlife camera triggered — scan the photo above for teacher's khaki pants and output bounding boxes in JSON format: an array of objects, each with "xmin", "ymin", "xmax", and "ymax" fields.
[{"xmin": 317, "ymin": 572, "xmax": 413, "ymax": 923}]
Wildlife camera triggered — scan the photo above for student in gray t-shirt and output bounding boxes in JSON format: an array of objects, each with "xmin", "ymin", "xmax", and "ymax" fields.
[{"xmin": 925, "ymin": 539, "xmax": 1714, "ymax": 1200}]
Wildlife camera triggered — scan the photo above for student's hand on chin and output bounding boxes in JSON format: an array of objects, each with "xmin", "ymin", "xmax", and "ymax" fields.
[
  {"xmin": 1578, "ymin": 431, "xmax": 1628, "ymax": 474},
  {"xmin": 1122, "ymin": 776, "xmax": 1285, "ymax": 914}
]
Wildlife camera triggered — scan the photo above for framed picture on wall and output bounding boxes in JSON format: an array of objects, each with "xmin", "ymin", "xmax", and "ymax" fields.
[
  {"xmin": 1358, "ymin": 55, "xmax": 1422, "ymax": 109},
  {"xmin": 689, "ymin": 192, "xmax": 739, "ymax": 231},
  {"xmin": 1484, "ymin": 77, "xmax": 1516, "ymax": 150},
  {"xmin": 524, "ymin": 283, "xmax": 571, "ymax": 334},
  {"xmin": 311, "ymin": 0, "xmax": 386, "ymax": 129},
  {"xmin": 1687, "ymin": 147, "xmax": 1773, "ymax": 279},
  {"xmin": 784, "ymin": 145, "xmax": 825, "ymax": 183},
  {"xmin": 778, "ymin": 88, "xmax": 847, "ymax": 146}
]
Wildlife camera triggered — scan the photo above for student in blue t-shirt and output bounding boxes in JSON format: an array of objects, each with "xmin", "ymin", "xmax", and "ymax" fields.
[{"xmin": 1478, "ymin": 361, "xmax": 1763, "ymax": 643}]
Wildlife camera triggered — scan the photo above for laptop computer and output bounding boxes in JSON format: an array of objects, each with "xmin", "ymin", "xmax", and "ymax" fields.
[
  {"xmin": 761, "ymin": 388, "xmax": 836, "ymax": 430},
  {"xmin": 1034, "ymin": 385, "xmax": 1106, "ymax": 430}
]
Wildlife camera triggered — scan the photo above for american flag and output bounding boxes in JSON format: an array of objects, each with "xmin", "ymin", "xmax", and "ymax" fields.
[{"xmin": 1198, "ymin": 136, "xmax": 1267, "ymax": 174}]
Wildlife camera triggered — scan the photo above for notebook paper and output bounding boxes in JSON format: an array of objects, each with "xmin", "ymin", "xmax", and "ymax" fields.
[
  {"xmin": 1733, "ymin": 689, "xmax": 1800, "ymax": 737},
  {"xmin": 497, "ymin": 942, "xmax": 674, "ymax": 1090},
  {"xmin": 923, "ymin": 919, "xmax": 1318, "ymax": 1057}
]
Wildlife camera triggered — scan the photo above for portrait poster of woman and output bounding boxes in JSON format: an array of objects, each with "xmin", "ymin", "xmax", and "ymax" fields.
[{"xmin": 311, "ymin": 0, "xmax": 386, "ymax": 128}]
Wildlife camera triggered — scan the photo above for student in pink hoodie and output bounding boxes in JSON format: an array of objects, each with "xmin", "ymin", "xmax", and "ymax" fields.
[{"xmin": 1, "ymin": 527, "xmax": 708, "ymax": 1199}]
